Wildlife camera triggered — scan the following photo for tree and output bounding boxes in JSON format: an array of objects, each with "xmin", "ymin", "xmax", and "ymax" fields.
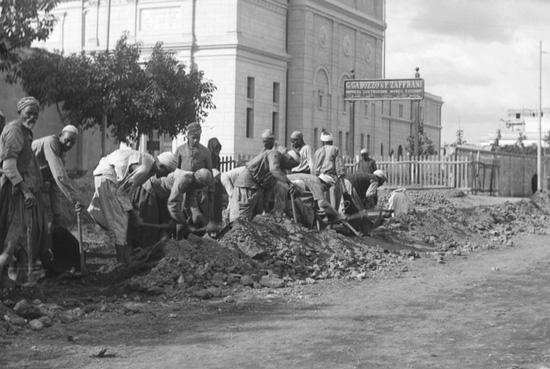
[
  {"xmin": 405, "ymin": 122, "xmax": 435, "ymax": 156},
  {"xmin": 1, "ymin": 0, "xmax": 60, "ymax": 82},
  {"xmin": 18, "ymin": 34, "xmax": 216, "ymax": 143}
]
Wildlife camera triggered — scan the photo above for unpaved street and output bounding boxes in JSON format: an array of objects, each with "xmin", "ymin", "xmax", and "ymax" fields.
[{"xmin": 4, "ymin": 233, "xmax": 550, "ymax": 369}]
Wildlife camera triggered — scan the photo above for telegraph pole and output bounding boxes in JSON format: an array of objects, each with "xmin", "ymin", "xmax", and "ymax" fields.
[
  {"xmin": 537, "ymin": 41, "xmax": 543, "ymax": 192},
  {"xmin": 349, "ymin": 69, "xmax": 356, "ymax": 155},
  {"xmin": 414, "ymin": 67, "xmax": 420, "ymax": 159}
]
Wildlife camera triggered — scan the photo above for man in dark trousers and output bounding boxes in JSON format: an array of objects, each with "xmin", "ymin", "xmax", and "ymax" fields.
[{"xmin": 341, "ymin": 170, "xmax": 387, "ymax": 213}]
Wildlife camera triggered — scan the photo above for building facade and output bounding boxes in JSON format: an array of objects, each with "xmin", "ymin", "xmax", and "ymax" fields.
[
  {"xmin": 1, "ymin": 0, "xmax": 443, "ymax": 171},
  {"xmin": 480, "ymin": 108, "xmax": 550, "ymax": 147}
]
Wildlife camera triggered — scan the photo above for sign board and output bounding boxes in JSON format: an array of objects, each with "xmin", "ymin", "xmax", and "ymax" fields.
[
  {"xmin": 146, "ymin": 140, "xmax": 160, "ymax": 151},
  {"xmin": 344, "ymin": 78, "xmax": 424, "ymax": 101}
]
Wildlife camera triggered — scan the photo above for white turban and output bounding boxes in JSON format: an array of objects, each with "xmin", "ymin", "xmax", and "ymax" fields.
[
  {"xmin": 320, "ymin": 131, "xmax": 333, "ymax": 142},
  {"xmin": 261, "ymin": 129, "xmax": 275, "ymax": 139},
  {"xmin": 157, "ymin": 152, "xmax": 178, "ymax": 171},
  {"xmin": 360, "ymin": 148, "xmax": 368, "ymax": 154},
  {"xmin": 62, "ymin": 125, "xmax": 79, "ymax": 136},
  {"xmin": 373, "ymin": 169, "xmax": 387, "ymax": 181}
]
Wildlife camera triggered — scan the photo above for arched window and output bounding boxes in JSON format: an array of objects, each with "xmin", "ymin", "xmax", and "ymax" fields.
[{"xmin": 397, "ymin": 145, "xmax": 403, "ymax": 160}]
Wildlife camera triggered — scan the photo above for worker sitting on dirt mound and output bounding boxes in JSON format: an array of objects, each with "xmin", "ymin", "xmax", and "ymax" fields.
[
  {"xmin": 87, "ymin": 148, "xmax": 175, "ymax": 265},
  {"xmin": 273, "ymin": 172, "xmax": 343, "ymax": 228},
  {"xmin": 229, "ymin": 149, "xmax": 301, "ymax": 222},
  {"xmin": 387, "ymin": 187, "xmax": 413, "ymax": 217},
  {"xmin": 32, "ymin": 125, "xmax": 83, "ymax": 228}
]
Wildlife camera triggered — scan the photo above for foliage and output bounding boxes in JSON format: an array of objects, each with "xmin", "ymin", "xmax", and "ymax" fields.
[
  {"xmin": 137, "ymin": 42, "xmax": 216, "ymax": 138},
  {"xmin": 18, "ymin": 34, "xmax": 216, "ymax": 142},
  {"xmin": 1, "ymin": 0, "xmax": 59, "ymax": 82},
  {"xmin": 493, "ymin": 131, "xmax": 541, "ymax": 155},
  {"xmin": 405, "ymin": 122, "xmax": 435, "ymax": 156},
  {"xmin": 498, "ymin": 143, "xmax": 538, "ymax": 155}
]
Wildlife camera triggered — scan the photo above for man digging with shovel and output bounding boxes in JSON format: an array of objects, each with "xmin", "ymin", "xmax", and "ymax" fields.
[{"xmin": 340, "ymin": 170, "xmax": 388, "ymax": 234}]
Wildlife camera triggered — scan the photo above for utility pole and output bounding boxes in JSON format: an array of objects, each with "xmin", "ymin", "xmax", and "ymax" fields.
[
  {"xmin": 349, "ymin": 69, "xmax": 356, "ymax": 156},
  {"xmin": 537, "ymin": 41, "xmax": 544, "ymax": 192},
  {"xmin": 414, "ymin": 67, "xmax": 420, "ymax": 159}
]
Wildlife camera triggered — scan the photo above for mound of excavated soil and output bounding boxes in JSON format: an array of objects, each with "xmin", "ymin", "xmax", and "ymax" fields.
[
  {"xmin": 123, "ymin": 215, "xmax": 416, "ymax": 299},
  {"xmin": 120, "ymin": 191, "xmax": 550, "ymax": 299}
]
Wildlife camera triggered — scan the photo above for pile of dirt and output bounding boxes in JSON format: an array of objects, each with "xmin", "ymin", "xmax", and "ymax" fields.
[
  {"xmin": 119, "ymin": 190, "xmax": 550, "ymax": 299},
  {"xmin": 123, "ymin": 216, "xmax": 415, "ymax": 299}
]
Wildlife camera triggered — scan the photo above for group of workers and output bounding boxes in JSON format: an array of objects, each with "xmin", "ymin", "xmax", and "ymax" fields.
[
  {"xmin": 222, "ymin": 128, "xmax": 387, "ymax": 232},
  {"xmin": 0, "ymin": 96, "xmax": 387, "ymax": 286}
]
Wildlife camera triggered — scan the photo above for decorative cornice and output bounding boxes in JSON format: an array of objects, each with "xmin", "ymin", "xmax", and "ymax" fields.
[
  {"xmin": 290, "ymin": 0, "xmax": 385, "ymax": 35},
  {"xmin": 247, "ymin": 0, "xmax": 287, "ymax": 15}
]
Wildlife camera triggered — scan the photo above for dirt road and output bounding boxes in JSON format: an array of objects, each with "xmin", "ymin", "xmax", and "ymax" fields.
[{"xmin": 3, "ymin": 232, "xmax": 550, "ymax": 369}]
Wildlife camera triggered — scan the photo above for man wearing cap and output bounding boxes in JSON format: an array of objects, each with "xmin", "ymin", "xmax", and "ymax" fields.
[
  {"xmin": 261, "ymin": 129, "xmax": 276, "ymax": 152},
  {"xmin": 229, "ymin": 149, "xmax": 301, "ymax": 222},
  {"xmin": 340, "ymin": 170, "xmax": 387, "ymax": 213},
  {"xmin": 357, "ymin": 148, "xmax": 377, "ymax": 174},
  {"xmin": 130, "ymin": 165, "xmax": 213, "ymax": 241},
  {"xmin": 32, "ymin": 125, "xmax": 83, "ymax": 228},
  {"xmin": 174, "ymin": 122, "xmax": 214, "ymax": 226},
  {"xmin": 273, "ymin": 172, "xmax": 342, "ymax": 228},
  {"xmin": 0, "ymin": 97, "xmax": 49, "ymax": 284},
  {"xmin": 313, "ymin": 131, "xmax": 346, "ymax": 209},
  {"xmin": 87, "ymin": 148, "xmax": 174, "ymax": 264},
  {"xmin": 128, "ymin": 151, "xmax": 178, "ymax": 249},
  {"xmin": 290, "ymin": 131, "xmax": 314, "ymax": 174}
]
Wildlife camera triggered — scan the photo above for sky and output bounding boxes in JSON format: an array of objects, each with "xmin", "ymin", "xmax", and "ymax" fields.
[{"xmin": 385, "ymin": 0, "xmax": 550, "ymax": 145}]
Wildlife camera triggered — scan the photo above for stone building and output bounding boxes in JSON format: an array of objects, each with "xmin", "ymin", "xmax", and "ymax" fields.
[{"xmin": 2, "ymin": 0, "xmax": 443, "ymax": 171}]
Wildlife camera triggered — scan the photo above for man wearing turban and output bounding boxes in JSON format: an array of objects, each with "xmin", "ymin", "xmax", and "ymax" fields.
[
  {"xmin": 313, "ymin": 131, "xmax": 346, "ymax": 210},
  {"xmin": 0, "ymin": 97, "xmax": 49, "ymax": 285},
  {"xmin": 357, "ymin": 148, "xmax": 377, "ymax": 174},
  {"xmin": 87, "ymin": 148, "xmax": 175, "ymax": 264},
  {"xmin": 32, "ymin": 125, "xmax": 83, "ymax": 228},
  {"xmin": 289, "ymin": 131, "xmax": 314, "ymax": 174}
]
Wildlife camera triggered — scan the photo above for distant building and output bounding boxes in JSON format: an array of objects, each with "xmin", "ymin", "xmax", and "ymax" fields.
[
  {"xmin": 481, "ymin": 108, "xmax": 550, "ymax": 148},
  {"xmin": 1, "ymin": 0, "xmax": 443, "ymax": 171}
]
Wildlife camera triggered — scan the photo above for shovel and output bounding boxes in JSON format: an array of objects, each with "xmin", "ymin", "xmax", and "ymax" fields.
[
  {"xmin": 290, "ymin": 192, "xmax": 298, "ymax": 223},
  {"xmin": 77, "ymin": 210, "xmax": 87, "ymax": 274},
  {"xmin": 371, "ymin": 208, "xmax": 386, "ymax": 229}
]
